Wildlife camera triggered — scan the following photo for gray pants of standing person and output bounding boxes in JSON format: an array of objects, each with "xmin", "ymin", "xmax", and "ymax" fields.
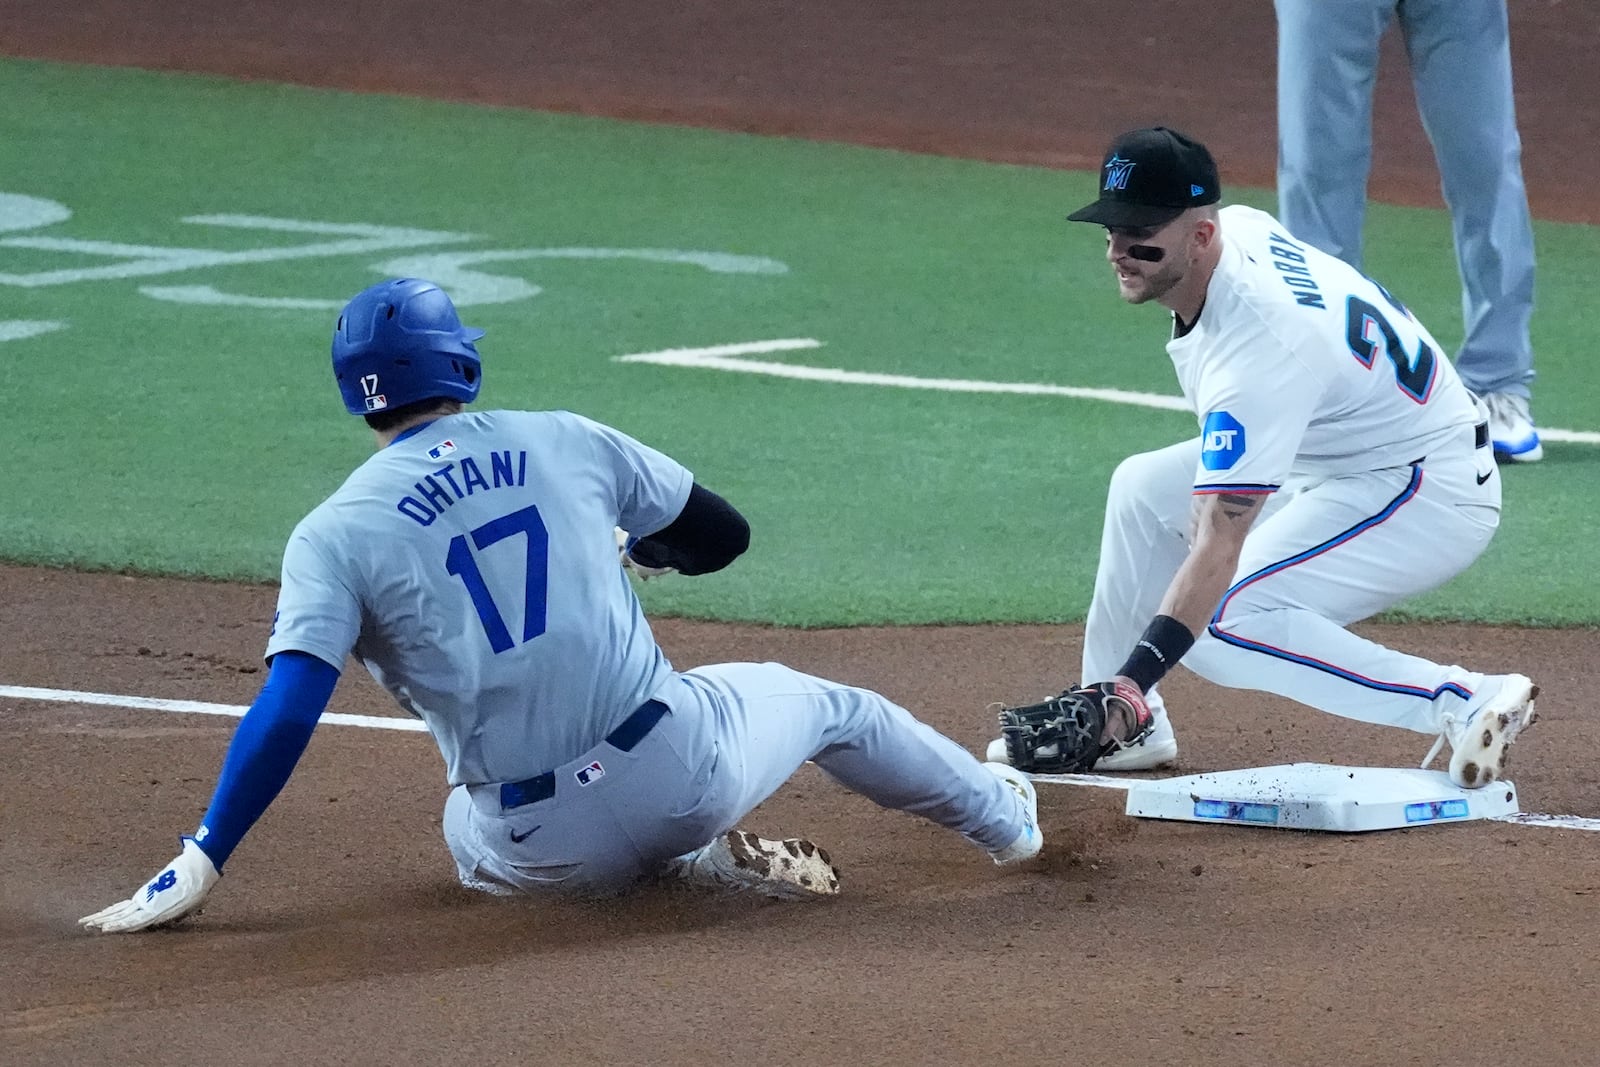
[{"xmin": 1275, "ymin": 0, "xmax": 1536, "ymax": 407}]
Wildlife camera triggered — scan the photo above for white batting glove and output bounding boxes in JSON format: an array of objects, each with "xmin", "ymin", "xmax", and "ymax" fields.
[
  {"xmin": 79, "ymin": 837, "xmax": 220, "ymax": 933},
  {"xmin": 614, "ymin": 526, "xmax": 675, "ymax": 581}
]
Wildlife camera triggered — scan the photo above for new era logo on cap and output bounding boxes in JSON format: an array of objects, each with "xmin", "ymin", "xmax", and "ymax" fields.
[{"xmin": 1068, "ymin": 127, "xmax": 1222, "ymax": 229}]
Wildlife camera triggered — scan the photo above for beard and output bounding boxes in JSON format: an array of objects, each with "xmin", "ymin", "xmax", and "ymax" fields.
[{"xmin": 1117, "ymin": 258, "xmax": 1186, "ymax": 304}]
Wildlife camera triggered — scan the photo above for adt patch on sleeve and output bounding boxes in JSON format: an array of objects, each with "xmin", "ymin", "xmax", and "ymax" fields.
[{"xmin": 1201, "ymin": 411, "xmax": 1247, "ymax": 470}]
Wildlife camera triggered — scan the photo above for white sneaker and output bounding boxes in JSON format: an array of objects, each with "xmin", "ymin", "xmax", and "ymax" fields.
[
  {"xmin": 666, "ymin": 830, "xmax": 841, "ymax": 900},
  {"xmin": 1096, "ymin": 709, "xmax": 1179, "ymax": 771},
  {"xmin": 455, "ymin": 866, "xmax": 521, "ymax": 897},
  {"xmin": 985, "ymin": 711, "xmax": 1179, "ymax": 772},
  {"xmin": 1421, "ymin": 674, "xmax": 1540, "ymax": 789},
  {"xmin": 1482, "ymin": 392, "xmax": 1542, "ymax": 463},
  {"xmin": 983, "ymin": 762, "xmax": 1043, "ymax": 865}
]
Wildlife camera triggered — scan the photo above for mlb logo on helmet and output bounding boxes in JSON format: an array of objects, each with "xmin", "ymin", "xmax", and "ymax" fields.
[
  {"xmin": 1201, "ymin": 410, "xmax": 1246, "ymax": 470},
  {"xmin": 363, "ymin": 394, "xmax": 388, "ymax": 412},
  {"xmin": 575, "ymin": 760, "xmax": 605, "ymax": 786}
]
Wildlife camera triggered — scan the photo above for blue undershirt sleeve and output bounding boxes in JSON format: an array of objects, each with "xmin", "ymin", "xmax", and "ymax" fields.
[{"xmin": 192, "ymin": 650, "xmax": 340, "ymax": 870}]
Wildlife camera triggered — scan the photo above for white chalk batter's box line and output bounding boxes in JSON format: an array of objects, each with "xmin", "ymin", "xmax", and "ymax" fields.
[{"xmin": 3, "ymin": 683, "xmax": 1595, "ymax": 833}]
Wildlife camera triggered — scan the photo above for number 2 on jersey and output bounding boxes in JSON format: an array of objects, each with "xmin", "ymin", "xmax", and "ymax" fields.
[
  {"xmin": 1344, "ymin": 291, "xmax": 1437, "ymax": 404},
  {"xmin": 444, "ymin": 504, "xmax": 549, "ymax": 654}
]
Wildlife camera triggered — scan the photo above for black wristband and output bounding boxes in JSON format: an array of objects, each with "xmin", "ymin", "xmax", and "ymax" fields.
[{"xmin": 1115, "ymin": 615, "xmax": 1196, "ymax": 693}]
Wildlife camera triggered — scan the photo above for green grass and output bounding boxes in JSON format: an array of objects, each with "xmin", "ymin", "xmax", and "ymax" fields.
[{"xmin": 2, "ymin": 57, "xmax": 1596, "ymax": 625}]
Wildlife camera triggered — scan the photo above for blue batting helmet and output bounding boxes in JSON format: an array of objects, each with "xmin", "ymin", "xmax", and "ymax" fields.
[{"xmin": 331, "ymin": 278, "xmax": 485, "ymax": 415}]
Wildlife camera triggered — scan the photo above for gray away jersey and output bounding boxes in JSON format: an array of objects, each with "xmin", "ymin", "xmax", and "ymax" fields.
[{"xmin": 266, "ymin": 409, "xmax": 693, "ymax": 787}]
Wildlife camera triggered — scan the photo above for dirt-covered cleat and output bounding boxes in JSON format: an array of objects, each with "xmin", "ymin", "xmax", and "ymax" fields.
[
  {"xmin": 667, "ymin": 830, "xmax": 841, "ymax": 900},
  {"xmin": 1422, "ymin": 674, "xmax": 1540, "ymax": 789}
]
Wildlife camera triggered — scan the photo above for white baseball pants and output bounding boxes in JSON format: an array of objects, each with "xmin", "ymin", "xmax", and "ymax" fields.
[{"xmin": 1083, "ymin": 426, "xmax": 1500, "ymax": 735}]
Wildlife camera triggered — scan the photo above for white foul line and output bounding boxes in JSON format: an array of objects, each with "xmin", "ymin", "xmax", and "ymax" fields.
[
  {"xmin": 4, "ymin": 682, "xmax": 1595, "ymax": 831},
  {"xmin": 1534, "ymin": 428, "xmax": 1600, "ymax": 445},
  {"xmin": 1029, "ymin": 771, "xmax": 1138, "ymax": 790},
  {"xmin": 1490, "ymin": 812, "xmax": 1600, "ymax": 831},
  {"xmin": 0, "ymin": 684, "xmax": 426, "ymax": 732},
  {"xmin": 615, "ymin": 340, "xmax": 1600, "ymax": 442}
]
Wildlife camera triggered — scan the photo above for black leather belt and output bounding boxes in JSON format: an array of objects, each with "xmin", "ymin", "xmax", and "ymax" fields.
[{"xmin": 498, "ymin": 699, "xmax": 668, "ymax": 810}]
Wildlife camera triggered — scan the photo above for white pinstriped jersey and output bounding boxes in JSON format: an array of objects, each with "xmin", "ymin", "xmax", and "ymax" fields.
[
  {"xmin": 265, "ymin": 409, "xmax": 692, "ymax": 787},
  {"xmin": 1168, "ymin": 206, "xmax": 1480, "ymax": 493}
]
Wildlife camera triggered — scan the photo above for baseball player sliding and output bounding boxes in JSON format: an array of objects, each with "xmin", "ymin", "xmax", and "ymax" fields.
[
  {"xmin": 82, "ymin": 278, "xmax": 1041, "ymax": 933},
  {"xmin": 990, "ymin": 128, "xmax": 1538, "ymax": 785}
]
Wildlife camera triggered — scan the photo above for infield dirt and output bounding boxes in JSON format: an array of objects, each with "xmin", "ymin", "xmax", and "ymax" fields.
[{"xmin": 4, "ymin": 4, "xmax": 1598, "ymax": 1063}]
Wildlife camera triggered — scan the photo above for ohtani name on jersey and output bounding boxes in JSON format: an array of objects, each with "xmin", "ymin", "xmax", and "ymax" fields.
[
  {"xmin": 396, "ymin": 450, "xmax": 528, "ymax": 526},
  {"xmin": 1267, "ymin": 231, "xmax": 1326, "ymax": 309}
]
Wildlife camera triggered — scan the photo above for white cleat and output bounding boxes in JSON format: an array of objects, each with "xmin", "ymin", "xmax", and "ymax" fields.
[
  {"xmin": 1096, "ymin": 709, "xmax": 1179, "ymax": 771},
  {"xmin": 1422, "ymin": 674, "xmax": 1540, "ymax": 789},
  {"xmin": 1482, "ymin": 392, "xmax": 1543, "ymax": 463},
  {"xmin": 983, "ymin": 762, "xmax": 1043, "ymax": 865},
  {"xmin": 667, "ymin": 830, "xmax": 841, "ymax": 900},
  {"xmin": 455, "ymin": 867, "xmax": 521, "ymax": 897}
]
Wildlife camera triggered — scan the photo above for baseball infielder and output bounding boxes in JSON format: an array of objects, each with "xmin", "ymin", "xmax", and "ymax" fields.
[
  {"xmin": 82, "ymin": 277, "xmax": 1041, "ymax": 932},
  {"xmin": 990, "ymin": 127, "xmax": 1537, "ymax": 786}
]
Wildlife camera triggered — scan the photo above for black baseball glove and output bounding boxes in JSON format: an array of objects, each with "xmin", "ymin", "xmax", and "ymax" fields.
[{"xmin": 996, "ymin": 680, "xmax": 1154, "ymax": 774}]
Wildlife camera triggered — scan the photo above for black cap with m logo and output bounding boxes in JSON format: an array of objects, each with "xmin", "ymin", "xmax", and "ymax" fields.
[{"xmin": 1067, "ymin": 127, "xmax": 1222, "ymax": 228}]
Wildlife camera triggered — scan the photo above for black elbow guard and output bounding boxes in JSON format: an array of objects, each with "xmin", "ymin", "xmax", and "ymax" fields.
[{"xmin": 629, "ymin": 484, "xmax": 749, "ymax": 575}]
